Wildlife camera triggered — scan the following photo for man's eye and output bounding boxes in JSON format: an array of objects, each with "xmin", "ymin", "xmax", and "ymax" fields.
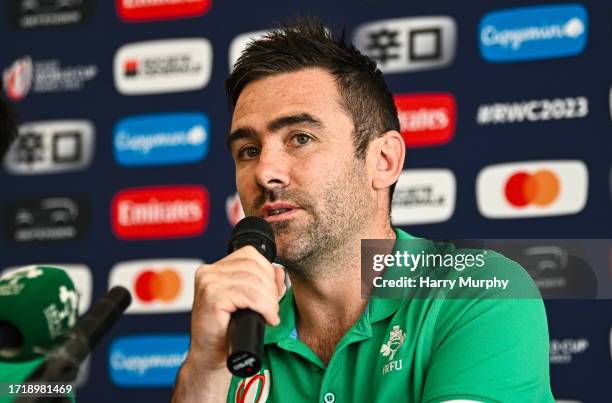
[
  {"xmin": 238, "ymin": 146, "xmax": 259, "ymax": 159},
  {"xmin": 293, "ymin": 133, "xmax": 312, "ymax": 145}
]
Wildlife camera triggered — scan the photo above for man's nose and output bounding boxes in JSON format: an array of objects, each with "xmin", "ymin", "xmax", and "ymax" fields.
[{"xmin": 254, "ymin": 145, "xmax": 290, "ymax": 190}]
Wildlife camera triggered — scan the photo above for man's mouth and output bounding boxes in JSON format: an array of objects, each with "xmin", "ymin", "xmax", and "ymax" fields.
[
  {"xmin": 261, "ymin": 203, "xmax": 300, "ymax": 222},
  {"xmin": 269, "ymin": 208, "xmax": 291, "ymax": 216}
]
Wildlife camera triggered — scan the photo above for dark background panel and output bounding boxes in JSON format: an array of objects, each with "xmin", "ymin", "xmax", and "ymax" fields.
[{"xmin": 0, "ymin": 1, "xmax": 610, "ymax": 402}]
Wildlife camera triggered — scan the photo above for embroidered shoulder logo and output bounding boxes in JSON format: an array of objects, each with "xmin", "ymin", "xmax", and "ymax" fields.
[
  {"xmin": 380, "ymin": 325, "xmax": 406, "ymax": 361},
  {"xmin": 380, "ymin": 325, "xmax": 406, "ymax": 375}
]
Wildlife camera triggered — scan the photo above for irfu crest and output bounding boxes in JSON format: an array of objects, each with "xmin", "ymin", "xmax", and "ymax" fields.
[{"xmin": 380, "ymin": 325, "xmax": 406, "ymax": 361}]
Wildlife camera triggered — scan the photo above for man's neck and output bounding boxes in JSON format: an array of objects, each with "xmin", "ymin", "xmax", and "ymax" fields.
[{"xmin": 289, "ymin": 224, "xmax": 396, "ymax": 363}]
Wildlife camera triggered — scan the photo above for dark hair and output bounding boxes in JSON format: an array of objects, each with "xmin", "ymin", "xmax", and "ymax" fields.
[
  {"xmin": 0, "ymin": 96, "xmax": 18, "ymax": 159},
  {"xmin": 225, "ymin": 16, "xmax": 400, "ymax": 212}
]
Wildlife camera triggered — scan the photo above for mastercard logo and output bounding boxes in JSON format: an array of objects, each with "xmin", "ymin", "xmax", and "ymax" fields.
[
  {"xmin": 476, "ymin": 160, "xmax": 588, "ymax": 219},
  {"xmin": 504, "ymin": 170, "xmax": 560, "ymax": 207},
  {"xmin": 109, "ymin": 259, "xmax": 200, "ymax": 314},
  {"xmin": 134, "ymin": 269, "xmax": 181, "ymax": 303}
]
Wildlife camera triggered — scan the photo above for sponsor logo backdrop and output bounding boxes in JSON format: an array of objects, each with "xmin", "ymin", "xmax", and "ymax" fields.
[{"xmin": 1, "ymin": 1, "xmax": 610, "ymax": 401}]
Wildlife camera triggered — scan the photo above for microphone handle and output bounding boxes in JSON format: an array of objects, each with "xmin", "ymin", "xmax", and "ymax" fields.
[
  {"xmin": 225, "ymin": 217, "xmax": 276, "ymax": 378},
  {"xmin": 227, "ymin": 309, "xmax": 265, "ymax": 378}
]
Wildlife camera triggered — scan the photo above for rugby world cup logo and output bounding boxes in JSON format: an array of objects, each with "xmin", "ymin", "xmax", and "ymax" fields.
[
  {"xmin": 234, "ymin": 369, "xmax": 271, "ymax": 403},
  {"xmin": 3, "ymin": 56, "xmax": 33, "ymax": 101}
]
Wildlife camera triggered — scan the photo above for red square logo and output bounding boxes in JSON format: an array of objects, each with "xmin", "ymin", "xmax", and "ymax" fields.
[
  {"xmin": 116, "ymin": 0, "xmax": 212, "ymax": 22},
  {"xmin": 394, "ymin": 93, "xmax": 456, "ymax": 147},
  {"xmin": 112, "ymin": 185, "xmax": 209, "ymax": 240}
]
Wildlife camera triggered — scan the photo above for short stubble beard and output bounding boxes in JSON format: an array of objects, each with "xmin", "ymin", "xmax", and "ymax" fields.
[{"xmin": 250, "ymin": 158, "xmax": 372, "ymax": 281}]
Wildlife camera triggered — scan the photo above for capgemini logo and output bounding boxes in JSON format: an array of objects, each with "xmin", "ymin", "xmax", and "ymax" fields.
[
  {"xmin": 108, "ymin": 334, "xmax": 189, "ymax": 386},
  {"xmin": 113, "ymin": 113, "xmax": 210, "ymax": 166},
  {"xmin": 479, "ymin": 4, "xmax": 588, "ymax": 62}
]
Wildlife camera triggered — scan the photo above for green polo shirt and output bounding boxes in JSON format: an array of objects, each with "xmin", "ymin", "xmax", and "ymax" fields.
[{"xmin": 227, "ymin": 229, "xmax": 554, "ymax": 403}]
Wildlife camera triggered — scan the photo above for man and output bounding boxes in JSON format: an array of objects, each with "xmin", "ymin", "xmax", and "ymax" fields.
[{"xmin": 173, "ymin": 17, "xmax": 553, "ymax": 403}]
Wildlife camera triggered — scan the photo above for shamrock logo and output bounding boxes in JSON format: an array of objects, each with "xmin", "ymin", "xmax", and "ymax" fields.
[{"xmin": 380, "ymin": 325, "xmax": 406, "ymax": 361}]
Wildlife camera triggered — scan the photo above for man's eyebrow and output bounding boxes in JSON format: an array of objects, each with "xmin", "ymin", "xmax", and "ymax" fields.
[
  {"xmin": 227, "ymin": 127, "xmax": 257, "ymax": 150},
  {"xmin": 227, "ymin": 113, "xmax": 324, "ymax": 150},
  {"xmin": 267, "ymin": 113, "xmax": 324, "ymax": 132}
]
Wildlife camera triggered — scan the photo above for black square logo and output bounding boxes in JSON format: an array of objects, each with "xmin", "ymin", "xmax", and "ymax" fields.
[
  {"xmin": 408, "ymin": 27, "xmax": 442, "ymax": 61},
  {"xmin": 52, "ymin": 130, "xmax": 81, "ymax": 163}
]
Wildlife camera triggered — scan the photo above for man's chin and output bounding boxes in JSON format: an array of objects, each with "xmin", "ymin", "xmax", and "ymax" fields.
[
  {"xmin": 271, "ymin": 228, "xmax": 294, "ymax": 250},
  {"xmin": 267, "ymin": 214, "xmax": 303, "ymax": 236},
  {"xmin": 263, "ymin": 214, "xmax": 313, "ymax": 259},
  {"xmin": 271, "ymin": 228, "xmax": 304, "ymax": 261}
]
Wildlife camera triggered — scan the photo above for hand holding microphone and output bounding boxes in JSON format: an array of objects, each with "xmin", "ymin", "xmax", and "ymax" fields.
[
  {"xmin": 180, "ymin": 217, "xmax": 285, "ymax": 391},
  {"xmin": 226, "ymin": 216, "xmax": 278, "ymax": 377}
]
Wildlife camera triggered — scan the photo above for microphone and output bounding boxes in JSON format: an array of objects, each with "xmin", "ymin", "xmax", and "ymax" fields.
[
  {"xmin": 226, "ymin": 216, "xmax": 276, "ymax": 378},
  {"xmin": 0, "ymin": 266, "xmax": 78, "ymax": 362},
  {"xmin": 23, "ymin": 286, "xmax": 131, "ymax": 384}
]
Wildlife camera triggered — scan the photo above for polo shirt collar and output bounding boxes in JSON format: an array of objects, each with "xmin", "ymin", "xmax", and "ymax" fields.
[{"xmin": 264, "ymin": 287, "xmax": 297, "ymax": 345}]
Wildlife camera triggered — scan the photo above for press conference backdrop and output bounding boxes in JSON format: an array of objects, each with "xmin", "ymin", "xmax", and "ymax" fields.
[{"xmin": 1, "ymin": 0, "xmax": 610, "ymax": 402}]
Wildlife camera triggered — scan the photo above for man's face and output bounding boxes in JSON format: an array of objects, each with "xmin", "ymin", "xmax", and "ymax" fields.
[{"xmin": 229, "ymin": 68, "xmax": 373, "ymax": 275}]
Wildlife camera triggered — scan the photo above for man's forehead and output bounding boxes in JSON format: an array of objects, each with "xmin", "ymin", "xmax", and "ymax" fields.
[{"xmin": 231, "ymin": 68, "xmax": 341, "ymax": 123}]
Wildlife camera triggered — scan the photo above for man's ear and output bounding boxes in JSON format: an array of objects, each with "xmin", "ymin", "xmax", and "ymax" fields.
[{"xmin": 369, "ymin": 130, "xmax": 405, "ymax": 191}]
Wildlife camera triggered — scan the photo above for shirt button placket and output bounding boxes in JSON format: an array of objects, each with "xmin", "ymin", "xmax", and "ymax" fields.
[{"xmin": 323, "ymin": 392, "xmax": 335, "ymax": 403}]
